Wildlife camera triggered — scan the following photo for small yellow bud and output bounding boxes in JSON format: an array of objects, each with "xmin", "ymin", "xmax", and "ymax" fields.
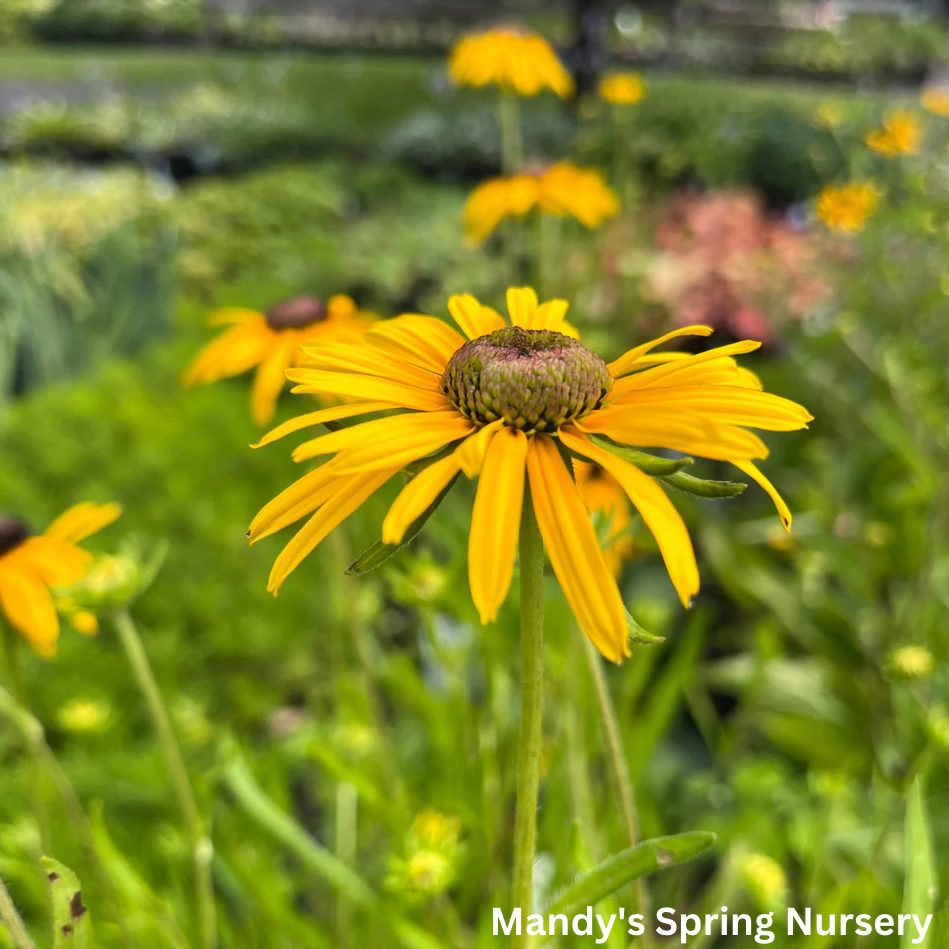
[
  {"xmin": 741, "ymin": 853, "xmax": 788, "ymax": 909},
  {"xmin": 57, "ymin": 698, "xmax": 111, "ymax": 734},
  {"xmin": 887, "ymin": 645, "xmax": 935, "ymax": 681}
]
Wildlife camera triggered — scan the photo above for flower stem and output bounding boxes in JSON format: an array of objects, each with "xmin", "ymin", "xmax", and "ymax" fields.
[
  {"xmin": 583, "ymin": 637, "xmax": 651, "ymax": 943},
  {"xmin": 0, "ymin": 871, "xmax": 35, "ymax": 949},
  {"xmin": 499, "ymin": 91, "xmax": 524, "ymax": 175},
  {"xmin": 512, "ymin": 489, "xmax": 545, "ymax": 945},
  {"xmin": 111, "ymin": 609, "xmax": 217, "ymax": 949}
]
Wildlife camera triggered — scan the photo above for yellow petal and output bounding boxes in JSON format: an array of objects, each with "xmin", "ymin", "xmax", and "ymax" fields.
[
  {"xmin": 609, "ymin": 341, "xmax": 762, "ymax": 399},
  {"xmin": 44, "ymin": 501, "xmax": 122, "ymax": 544},
  {"xmin": 207, "ymin": 307, "xmax": 266, "ymax": 327},
  {"xmin": 506, "ymin": 287, "xmax": 539, "ymax": 329},
  {"xmin": 468, "ymin": 427, "xmax": 528, "ymax": 624},
  {"xmin": 447, "ymin": 294, "xmax": 507, "ymax": 339},
  {"xmin": 298, "ymin": 343, "xmax": 441, "ymax": 391},
  {"xmin": 288, "ymin": 370, "xmax": 450, "ymax": 412},
  {"xmin": 18, "ymin": 537, "xmax": 92, "ymax": 587},
  {"xmin": 365, "ymin": 315, "xmax": 464, "ymax": 374},
  {"xmin": 183, "ymin": 323, "xmax": 272, "ymax": 387},
  {"xmin": 455, "ymin": 420, "xmax": 504, "ymax": 478},
  {"xmin": 0, "ymin": 560, "xmax": 59, "ymax": 656},
  {"xmin": 252, "ymin": 402, "xmax": 392, "ymax": 449},
  {"xmin": 561, "ymin": 426, "xmax": 699, "ymax": 607},
  {"xmin": 268, "ymin": 469, "xmax": 398, "ymax": 594},
  {"xmin": 612, "ymin": 386, "xmax": 812, "ymax": 432},
  {"xmin": 732, "ymin": 460, "xmax": 792, "ymax": 531},
  {"xmin": 580, "ymin": 406, "xmax": 769, "ymax": 461},
  {"xmin": 607, "ymin": 325, "xmax": 714, "ymax": 378},
  {"xmin": 250, "ymin": 338, "xmax": 297, "ymax": 426},
  {"xmin": 532, "ymin": 299, "xmax": 570, "ymax": 331},
  {"xmin": 328, "ymin": 414, "xmax": 475, "ymax": 473},
  {"xmin": 382, "ymin": 454, "xmax": 461, "ymax": 545},
  {"xmin": 525, "ymin": 435, "xmax": 628, "ymax": 662}
]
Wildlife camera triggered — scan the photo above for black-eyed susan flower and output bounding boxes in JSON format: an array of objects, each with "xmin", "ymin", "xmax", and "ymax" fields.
[
  {"xmin": 864, "ymin": 110, "xmax": 921, "ymax": 157},
  {"xmin": 464, "ymin": 163, "xmax": 620, "ymax": 244},
  {"xmin": 448, "ymin": 27, "xmax": 574, "ymax": 98},
  {"xmin": 815, "ymin": 181, "xmax": 880, "ymax": 233},
  {"xmin": 921, "ymin": 88, "xmax": 949, "ymax": 117},
  {"xmin": 251, "ymin": 288, "xmax": 811, "ymax": 662},
  {"xmin": 575, "ymin": 461, "xmax": 634, "ymax": 576},
  {"xmin": 598, "ymin": 72, "xmax": 647, "ymax": 105},
  {"xmin": 0, "ymin": 502, "xmax": 121, "ymax": 656},
  {"xmin": 184, "ymin": 294, "xmax": 375, "ymax": 426}
]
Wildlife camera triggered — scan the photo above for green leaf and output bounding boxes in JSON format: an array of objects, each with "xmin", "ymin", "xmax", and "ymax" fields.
[
  {"xmin": 626, "ymin": 608, "xmax": 665, "ymax": 645},
  {"xmin": 42, "ymin": 857, "xmax": 92, "ymax": 949},
  {"xmin": 901, "ymin": 777, "xmax": 937, "ymax": 949},
  {"xmin": 588, "ymin": 436, "xmax": 694, "ymax": 475},
  {"xmin": 346, "ymin": 474, "xmax": 459, "ymax": 576},
  {"xmin": 659, "ymin": 470, "xmax": 747, "ymax": 498},
  {"xmin": 539, "ymin": 832, "xmax": 716, "ymax": 942}
]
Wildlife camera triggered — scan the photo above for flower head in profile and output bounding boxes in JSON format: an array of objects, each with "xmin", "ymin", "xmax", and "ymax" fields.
[
  {"xmin": 598, "ymin": 72, "xmax": 647, "ymax": 105},
  {"xmin": 816, "ymin": 181, "xmax": 880, "ymax": 233},
  {"xmin": 575, "ymin": 462, "xmax": 634, "ymax": 576},
  {"xmin": 0, "ymin": 502, "xmax": 121, "ymax": 656},
  {"xmin": 184, "ymin": 294, "xmax": 375, "ymax": 426},
  {"xmin": 864, "ymin": 110, "xmax": 921, "ymax": 157},
  {"xmin": 464, "ymin": 163, "xmax": 620, "ymax": 244},
  {"xmin": 250, "ymin": 288, "xmax": 811, "ymax": 662},
  {"xmin": 448, "ymin": 27, "xmax": 573, "ymax": 98},
  {"xmin": 921, "ymin": 88, "xmax": 949, "ymax": 117}
]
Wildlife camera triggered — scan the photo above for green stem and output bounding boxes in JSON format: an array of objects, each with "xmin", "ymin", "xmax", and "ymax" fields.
[
  {"xmin": 1, "ymin": 623, "xmax": 51, "ymax": 854},
  {"xmin": 498, "ymin": 91, "xmax": 524, "ymax": 175},
  {"xmin": 583, "ymin": 637, "xmax": 651, "ymax": 943},
  {"xmin": 111, "ymin": 609, "xmax": 217, "ymax": 949},
  {"xmin": 512, "ymin": 489, "xmax": 545, "ymax": 946},
  {"xmin": 0, "ymin": 871, "xmax": 35, "ymax": 949}
]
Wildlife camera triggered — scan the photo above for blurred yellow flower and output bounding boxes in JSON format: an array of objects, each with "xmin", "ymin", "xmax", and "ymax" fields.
[
  {"xmin": 887, "ymin": 645, "xmax": 935, "ymax": 681},
  {"xmin": 0, "ymin": 502, "xmax": 121, "ymax": 656},
  {"xmin": 387, "ymin": 808, "xmax": 463, "ymax": 899},
  {"xmin": 575, "ymin": 461, "xmax": 634, "ymax": 575},
  {"xmin": 464, "ymin": 163, "xmax": 620, "ymax": 244},
  {"xmin": 251, "ymin": 287, "xmax": 810, "ymax": 662},
  {"xmin": 598, "ymin": 72, "xmax": 647, "ymax": 105},
  {"xmin": 864, "ymin": 110, "xmax": 921, "ymax": 156},
  {"xmin": 741, "ymin": 853, "xmax": 788, "ymax": 908},
  {"xmin": 921, "ymin": 88, "xmax": 949, "ymax": 117},
  {"xmin": 448, "ymin": 27, "xmax": 573, "ymax": 98},
  {"xmin": 183, "ymin": 295, "xmax": 375, "ymax": 426},
  {"xmin": 57, "ymin": 697, "xmax": 112, "ymax": 734},
  {"xmin": 816, "ymin": 181, "xmax": 880, "ymax": 233}
]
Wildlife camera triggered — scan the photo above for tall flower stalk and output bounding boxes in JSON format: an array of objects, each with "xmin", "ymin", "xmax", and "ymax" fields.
[
  {"xmin": 111, "ymin": 609, "xmax": 217, "ymax": 949},
  {"xmin": 511, "ymin": 493, "xmax": 545, "ymax": 939},
  {"xmin": 0, "ymin": 871, "xmax": 35, "ymax": 949}
]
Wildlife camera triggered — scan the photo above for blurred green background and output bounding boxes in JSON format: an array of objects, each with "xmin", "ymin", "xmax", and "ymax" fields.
[{"xmin": 1, "ymin": 2, "xmax": 949, "ymax": 947}]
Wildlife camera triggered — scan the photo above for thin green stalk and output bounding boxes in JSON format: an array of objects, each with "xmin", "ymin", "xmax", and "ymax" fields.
[
  {"xmin": 111, "ymin": 609, "xmax": 217, "ymax": 949},
  {"xmin": 583, "ymin": 637, "xmax": 651, "ymax": 943},
  {"xmin": 498, "ymin": 91, "xmax": 524, "ymax": 175},
  {"xmin": 0, "ymin": 870, "xmax": 35, "ymax": 949},
  {"xmin": 1, "ymin": 623, "xmax": 51, "ymax": 854},
  {"xmin": 512, "ymin": 489, "xmax": 545, "ymax": 946},
  {"xmin": 335, "ymin": 781, "xmax": 358, "ymax": 947}
]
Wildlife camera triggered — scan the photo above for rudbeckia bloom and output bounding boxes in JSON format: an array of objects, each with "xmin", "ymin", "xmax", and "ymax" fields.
[
  {"xmin": 575, "ymin": 462, "xmax": 634, "ymax": 576},
  {"xmin": 598, "ymin": 72, "xmax": 647, "ymax": 105},
  {"xmin": 448, "ymin": 27, "xmax": 574, "ymax": 98},
  {"xmin": 816, "ymin": 181, "xmax": 880, "ymax": 233},
  {"xmin": 464, "ymin": 163, "xmax": 620, "ymax": 244},
  {"xmin": 0, "ymin": 502, "xmax": 121, "ymax": 656},
  {"xmin": 864, "ymin": 110, "xmax": 921, "ymax": 157},
  {"xmin": 251, "ymin": 288, "xmax": 811, "ymax": 662},
  {"xmin": 184, "ymin": 295, "xmax": 374, "ymax": 426}
]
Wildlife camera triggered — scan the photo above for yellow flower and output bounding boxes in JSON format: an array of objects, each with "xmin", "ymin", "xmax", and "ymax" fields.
[
  {"xmin": 57, "ymin": 697, "xmax": 112, "ymax": 734},
  {"xmin": 598, "ymin": 72, "xmax": 646, "ymax": 105},
  {"xmin": 921, "ymin": 88, "xmax": 949, "ymax": 117},
  {"xmin": 251, "ymin": 288, "xmax": 810, "ymax": 662},
  {"xmin": 448, "ymin": 26, "xmax": 573, "ymax": 98},
  {"xmin": 815, "ymin": 181, "xmax": 880, "ymax": 233},
  {"xmin": 464, "ymin": 163, "xmax": 620, "ymax": 244},
  {"xmin": 183, "ymin": 295, "xmax": 375, "ymax": 426},
  {"xmin": 887, "ymin": 645, "xmax": 935, "ymax": 681},
  {"xmin": 864, "ymin": 110, "xmax": 921, "ymax": 156},
  {"xmin": 0, "ymin": 502, "xmax": 121, "ymax": 656},
  {"xmin": 575, "ymin": 461, "xmax": 634, "ymax": 575}
]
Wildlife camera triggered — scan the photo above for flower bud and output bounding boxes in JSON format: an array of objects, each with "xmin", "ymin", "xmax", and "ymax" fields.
[
  {"xmin": 887, "ymin": 645, "xmax": 935, "ymax": 681},
  {"xmin": 740, "ymin": 853, "xmax": 788, "ymax": 909}
]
